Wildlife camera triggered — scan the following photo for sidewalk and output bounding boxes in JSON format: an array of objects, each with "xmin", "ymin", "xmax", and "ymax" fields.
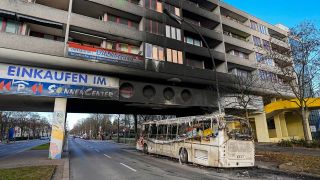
[
  {"xmin": 0, "ymin": 150, "xmax": 68, "ymax": 180},
  {"xmin": 256, "ymin": 143, "xmax": 320, "ymax": 157},
  {"xmin": 255, "ymin": 143, "xmax": 320, "ymax": 178}
]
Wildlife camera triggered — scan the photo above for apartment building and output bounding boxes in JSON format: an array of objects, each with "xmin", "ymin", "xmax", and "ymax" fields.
[{"xmin": 0, "ymin": 0, "xmax": 306, "ymax": 143}]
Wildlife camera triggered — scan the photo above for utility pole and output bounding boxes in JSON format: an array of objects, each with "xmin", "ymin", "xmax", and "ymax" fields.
[{"xmin": 134, "ymin": 114, "xmax": 138, "ymax": 141}]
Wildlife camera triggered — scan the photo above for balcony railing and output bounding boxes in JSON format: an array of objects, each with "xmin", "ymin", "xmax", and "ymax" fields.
[{"xmin": 223, "ymin": 31, "xmax": 249, "ymax": 42}]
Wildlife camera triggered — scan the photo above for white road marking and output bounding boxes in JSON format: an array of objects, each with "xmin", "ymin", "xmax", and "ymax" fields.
[
  {"xmin": 103, "ymin": 154, "xmax": 111, "ymax": 158},
  {"xmin": 120, "ymin": 163, "xmax": 137, "ymax": 172},
  {"xmin": 95, "ymin": 149, "xmax": 100, "ymax": 153}
]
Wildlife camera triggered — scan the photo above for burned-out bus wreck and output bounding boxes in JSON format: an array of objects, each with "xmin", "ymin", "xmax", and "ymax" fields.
[{"xmin": 137, "ymin": 114, "xmax": 255, "ymax": 167}]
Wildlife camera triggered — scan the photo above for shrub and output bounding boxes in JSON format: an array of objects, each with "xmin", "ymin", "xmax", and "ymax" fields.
[
  {"xmin": 277, "ymin": 139, "xmax": 320, "ymax": 148},
  {"xmin": 278, "ymin": 139, "xmax": 293, "ymax": 147}
]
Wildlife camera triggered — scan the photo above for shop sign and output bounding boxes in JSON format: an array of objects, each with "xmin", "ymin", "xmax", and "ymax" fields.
[{"xmin": 0, "ymin": 63, "xmax": 119, "ymax": 100}]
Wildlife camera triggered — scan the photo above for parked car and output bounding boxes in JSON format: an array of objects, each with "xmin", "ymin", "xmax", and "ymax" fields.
[{"xmin": 40, "ymin": 136, "xmax": 50, "ymax": 140}]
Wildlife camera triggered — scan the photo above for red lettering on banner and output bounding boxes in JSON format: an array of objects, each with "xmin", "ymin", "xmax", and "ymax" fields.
[
  {"xmin": 38, "ymin": 84, "xmax": 43, "ymax": 94},
  {"xmin": 5, "ymin": 82, "xmax": 11, "ymax": 91},
  {"xmin": 0, "ymin": 81, "xmax": 4, "ymax": 90},
  {"xmin": 32, "ymin": 84, "xmax": 43, "ymax": 94},
  {"xmin": 31, "ymin": 84, "xmax": 37, "ymax": 93}
]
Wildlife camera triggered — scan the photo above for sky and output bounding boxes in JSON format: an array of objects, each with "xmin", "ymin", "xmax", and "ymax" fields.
[{"xmin": 222, "ymin": 0, "xmax": 320, "ymax": 28}]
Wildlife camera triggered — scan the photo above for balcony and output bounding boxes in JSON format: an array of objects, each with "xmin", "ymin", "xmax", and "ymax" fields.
[
  {"xmin": 226, "ymin": 54, "xmax": 256, "ymax": 70},
  {"xmin": 0, "ymin": 0, "xmax": 68, "ymax": 24},
  {"xmin": 223, "ymin": 34, "xmax": 253, "ymax": 51},
  {"xmin": 270, "ymin": 37, "xmax": 290, "ymax": 49},
  {"xmin": 70, "ymin": 13, "xmax": 143, "ymax": 42},
  {"xmin": 186, "ymin": 0, "xmax": 218, "ymax": 11},
  {"xmin": 182, "ymin": 1, "xmax": 220, "ymax": 23},
  {"xmin": 30, "ymin": 0, "xmax": 69, "ymax": 11},
  {"xmin": 181, "ymin": 22, "xmax": 223, "ymax": 42},
  {"xmin": 184, "ymin": 44, "xmax": 225, "ymax": 62},
  {"xmin": 0, "ymin": 32, "xmax": 65, "ymax": 57},
  {"xmin": 78, "ymin": 0, "xmax": 144, "ymax": 17},
  {"xmin": 221, "ymin": 16, "xmax": 252, "ymax": 35}
]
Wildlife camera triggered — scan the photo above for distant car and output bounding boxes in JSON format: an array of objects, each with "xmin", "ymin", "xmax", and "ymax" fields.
[{"xmin": 40, "ymin": 137, "xmax": 50, "ymax": 140}]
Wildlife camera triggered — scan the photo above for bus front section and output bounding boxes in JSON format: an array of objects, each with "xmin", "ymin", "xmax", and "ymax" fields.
[{"xmin": 217, "ymin": 116, "xmax": 255, "ymax": 167}]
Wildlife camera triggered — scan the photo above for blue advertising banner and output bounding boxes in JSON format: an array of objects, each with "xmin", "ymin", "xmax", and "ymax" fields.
[
  {"xmin": 0, "ymin": 63, "xmax": 119, "ymax": 100},
  {"xmin": 68, "ymin": 42, "xmax": 144, "ymax": 69}
]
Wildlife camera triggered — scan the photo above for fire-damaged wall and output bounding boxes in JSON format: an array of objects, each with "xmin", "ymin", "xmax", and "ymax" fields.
[{"xmin": 119, "ymin": 80, "xmax": 218, "ymax": 108}]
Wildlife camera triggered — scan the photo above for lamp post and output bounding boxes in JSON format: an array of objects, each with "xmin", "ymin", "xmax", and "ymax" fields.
[{"xmin": 163, "ymin": 7, "xmax": 222, "ymax": 114}]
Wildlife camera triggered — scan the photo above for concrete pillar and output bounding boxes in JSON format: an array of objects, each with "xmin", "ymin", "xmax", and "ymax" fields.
[
  {"xmin": 306, "ymin": 111, "xmax": 313, "ymax": 141},
  {"xmin": 279, "ymin": 113, "xmax": 288, "ymax": 137},
  {"xmin": 49, "ymin": 98, "xmax": 67, "ymax": 160},
  {"xmin": 274, "ymin": 114, "xmax": 283, "ymax": 139},
  {"xmin": 252, "ymin": 113, "xmax": 270, "ymax": 142}
]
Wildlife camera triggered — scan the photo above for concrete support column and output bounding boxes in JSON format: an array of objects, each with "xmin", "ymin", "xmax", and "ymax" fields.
[
  {"xmin": 49, "ymin": 98, "xmax": 67, "ymax": 160},
  {"xmin": 279, "ymin": 113, "xmax": 288, "ymax": 137},
  {"xmin": 252, "ymin": 113, "xmax": 270, "ymax": 142},
  {"xmin": 306, "ymin": 111, "xmax": 313, "ymax": 141},
  {"xmin": 274, "ymin": 114, "xmax": 283, "ymax": 139}
]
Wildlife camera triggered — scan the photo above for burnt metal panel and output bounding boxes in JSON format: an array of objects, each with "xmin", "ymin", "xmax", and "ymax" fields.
[{"xmin": 119, "ymin": 80, "xmax": 217, "ymax": 108}]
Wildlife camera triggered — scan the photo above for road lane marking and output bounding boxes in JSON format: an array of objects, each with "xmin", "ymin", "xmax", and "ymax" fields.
[
  {"xmin": 95, "ymin": 149, "xmax": 100, "ymax": 153},
  {"xmin": 120, "ymin": 163, "xmax": 137, "ymax": 172},
  {"xmin": 103, "ymin": 154, "xmax": 111, "ymax": 158}
]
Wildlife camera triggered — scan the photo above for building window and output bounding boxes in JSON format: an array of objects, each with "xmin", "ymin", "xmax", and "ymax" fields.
[
  {"xmin": 256, "ymin": 52, "xmax": 264, "ymax": 62},
  {"xmin": 250, "ymin": 20, "xmax": 258, "ymax": 31},
  {"xmin": 145, "ymin": 43, "xmax": 164, "ymax": 61},
  {"xmin": 145, "ymin": 19, "xmax": 164, "ymax": 35},
  {"xmin": 253, "ymin": 36, "xmax": 262, "ymax": 47},
  {"xmin": 229, "ymin": 68, "xmax": 250, "ymax": 78},
  {"xmin": 237, "ymin": 69, "xmax": 250, "ymax": 78},
  {"xmin": 145, "ymin": 0, "xmax": 163, "ymax": 13},
  {"xmin": 167, "ymin": 48, "xmax": 183, "ymax": 64},
  {"xmin": 184, "ymin": 36, "xmax": 202, "ymax": 47},
  {"xmin": 5, "ymin": 20, "xmax": 21, "ymax": 34},
  {"xmin": 0, "ymin": 17, "xmax": 3, "ymax": 31},
  {"xmin": 187, "ymin": 59, "xmax": 204, "ymax": 69},
  {"xmin": 107, "ymin": 14, "xmax": 139, "ymax": 30},
  {"xmin": 102, "ymin": 40, "xmax": 140, "ymax": 55},
  {"xmin": 164, "ymin": 3, "xmax": 180, "ymax": 17},
  {"xmin": 259, "ymin": 24, "xmax": 268, "ymax": 35},
  {"xmin": 259, "ymin": 70, "xmax": 278, "ymax": 82},
  {"xmin": 0, "ymin": 18, "xmax": 22, "ymax": 34},
  {"xmin": 262, "ymin": 39, "xmax": 271, "ymax": 50},
  {"xmin": 228, "ymin": 50, "xmax": 249, "ymax": 60},
  {"xmin": 165, "ymin": 25, "xmax": 181, "ymax": 40},
  {"xmin": 265, "ymin": 59, "xmax": 275, "ymax": 66}
]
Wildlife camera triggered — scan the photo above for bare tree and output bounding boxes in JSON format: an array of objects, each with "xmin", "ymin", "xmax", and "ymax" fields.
[
  {"xmin": 222, "ymin": 73, "xmax": 264, "ymax": 119},
  {"xmin": 265, "ymin": 21, "xmax": 320, "ymax": 142}
]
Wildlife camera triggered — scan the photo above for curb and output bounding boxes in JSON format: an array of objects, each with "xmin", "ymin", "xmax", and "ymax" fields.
[
  {"xmin": 257, "ymin": 165, "xmax": 320, "ymax": 179},
  {"xmin": 62, "ymin": 139, "xmax": 69, "ymax": 180}
]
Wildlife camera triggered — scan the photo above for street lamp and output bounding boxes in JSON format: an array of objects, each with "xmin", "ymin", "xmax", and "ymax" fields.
[{"xmin": 163, "ymin": 8, "xmax": 222, "ymax": 114}]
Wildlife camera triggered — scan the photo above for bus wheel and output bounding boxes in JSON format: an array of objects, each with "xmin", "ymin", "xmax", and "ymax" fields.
[
  {"xmin": 179, "ymin": 148, "xmax": 188, "ymax": 164},
  {"xmin": 143, "ymin": 144, "xmax": 148, "ymax": 154}
]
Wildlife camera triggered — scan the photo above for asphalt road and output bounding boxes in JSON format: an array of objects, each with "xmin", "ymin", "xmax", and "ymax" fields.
[
  {"xmin": 0, "ymin": 139, "xmax": 48, "ymax": 159},
  {"xmin": 69, "ymin": 138, "xmax": 315, "ymax": 180}
]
